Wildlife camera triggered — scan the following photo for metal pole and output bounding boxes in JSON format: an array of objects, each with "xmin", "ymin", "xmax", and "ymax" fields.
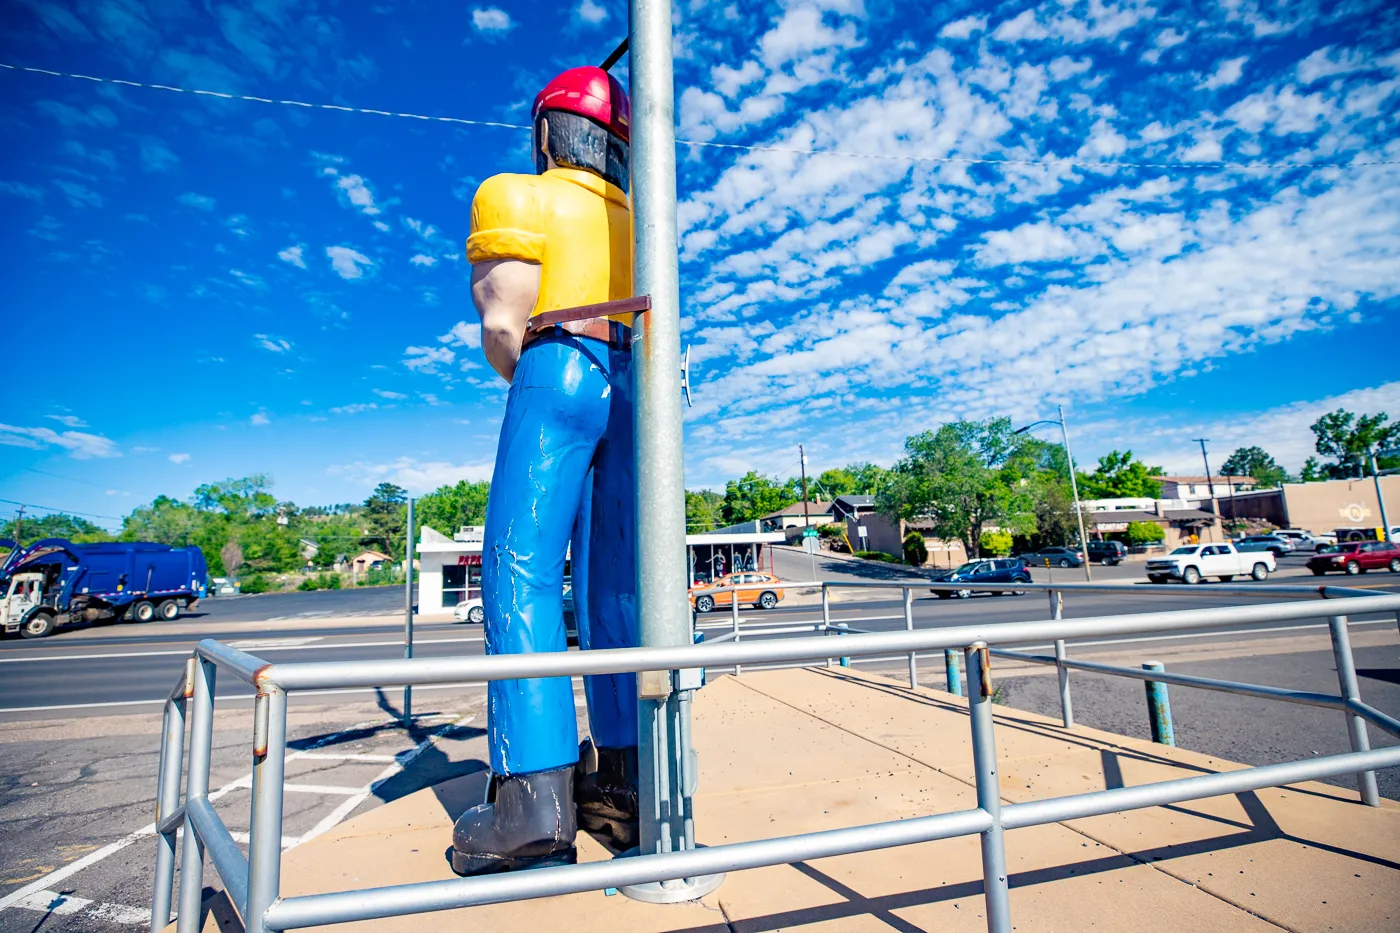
[
  {"xmin": 247, "ymin": 688, "xmax": 288, "ymax": 933},
  {"xmin": 1328, "ymin": 615, "xmax": 1380, "ymax": 806},
  {"xmin": 177, "ymin": 658, "xmax": 216, "ymax": 933},
  {"xmin": 944, "ymin": 649, "xmax": 962, "ymax": 697},
  {"xmin": 1371, "ymin": 450, "xmax": 1392, "ymax": 542},
  {"xmin": 821, "ymin": 584, "xmax": 832, "ymax": 667},
  {"xmin": 903, "ymin": 586, "xmax": 917, "ymax": 688},
  {"xmin": 151, "ymin": 694, "xmax": 188, "ymax": 932},
  {"xmin": 1142, "ymin": 661, "xmax": 1175, "ymax": 746},
  {"xmin": 1059, "ymin": 406, "xmax": 1092, "ymax": 582},
  {"xmin": 403, "ymin": 497, "xmax": 414, "ymax": 726},
  {"xmin": 1195, "ymin": 438, "xmax": 1220, "ymax": 542},
  {"xmin": 965, "ymin": 643, "xmax": 1012, "ymax": 933},
  {"xmin": 731, "ymin": 593, "xmax": 741, "ymax": 676},
  {"xmin": 629, "ymin": 0, "xmax": 700, "ymax": 868},
  {"xmin": 799, "ymin": 444, "xmax": 816, "ymax": 581},
  {"xmin": 1049, "ymin": 589, "xmax": 1072, "ymax": 727}
]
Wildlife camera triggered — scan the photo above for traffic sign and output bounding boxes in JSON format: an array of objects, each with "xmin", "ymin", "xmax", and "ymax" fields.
[{"xmin": 802, "ymin": 527, "xmax": 818, "ymax": 538}]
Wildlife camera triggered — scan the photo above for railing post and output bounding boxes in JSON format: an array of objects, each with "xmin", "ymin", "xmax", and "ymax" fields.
[
  {"xmin": 965, "ymin": 642, "xmax": 1012, "ymax": 933},
  {"xmin": 177, "ymin": 657, "xmax": 216, "ymax": 933},
  {"xmin": 1328, "ymin": 615, "xmax": 1380, "ymax": 806},
  {"xmin": 1142, "ymin": 661, "xmax": 1175, "ymax": 746},
  {"xmin": 1046, "ymin": 590, "xmax": 1073, "ymax": 727},
  {"xmin": 151, "ymin": 688, "xmax": 188, "ymax": 933},
  {"xmin": 247, "ymin": 686, "xmax": 288, "ymax": 933},
  {"xmin": 944, "ymin": 648, "xmax": 962, "ymax": 697},
  {"xmin": 731, "ymin": 591, "xmax": 741, "ymax": 676},
  {"xmin": 822, "ymin": 584, "xmax": 833, "ymax": 668},
  {"xmin": 904, "ymin": 586, "xmax": 917, "ymax": 688}
]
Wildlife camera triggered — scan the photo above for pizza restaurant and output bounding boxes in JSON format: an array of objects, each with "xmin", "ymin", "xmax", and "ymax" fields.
[{"xmin": 417, "ymin": 525, "xmax": 485, "ymax": 610}]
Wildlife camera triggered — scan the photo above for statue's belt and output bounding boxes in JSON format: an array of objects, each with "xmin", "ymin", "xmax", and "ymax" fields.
[{"xmin": 521, "ymin": 295, "xmax": 650, "ymax": 350}]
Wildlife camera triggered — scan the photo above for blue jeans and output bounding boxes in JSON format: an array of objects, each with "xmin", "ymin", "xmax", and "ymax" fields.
[{"xmin": 481, "ymin": 332, "xmax": 638, "ymax": 775}]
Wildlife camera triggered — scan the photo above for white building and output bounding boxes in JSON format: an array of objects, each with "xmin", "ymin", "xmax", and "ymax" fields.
[{"xmin": 417, "ymin": 525, "xmax": 484, "ymax": 612}]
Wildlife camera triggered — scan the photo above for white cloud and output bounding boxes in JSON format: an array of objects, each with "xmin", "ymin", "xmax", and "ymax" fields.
[
  {"xmin": 574, "ymin": 0, "xmax": 608, "ymax": 25},
  {"xmin": 373, "ymin": 389, "xmax": 408, "ymax": 400},
  {"xmin": 1200, "ymin": 56, "xmax": 1248, "ymax": 90},
  {"xmin": 330, "ymin": 173, "xmax": 380, "ymax": 215},
  {"xmin": 410, "ymin": 254, "xmax": 438, "ymax": 267},
  {"xmin": 420, "ymin": 393, "xmax": 447, "ymax": 406},
  {"xmin": 178, "ymin": 192, "xmax": 216, "ymax": 211},
  {"xmin": 331, "ymin": 402, "xmax": 379, "ymax": 415},
  {"xmin": 1134, "ymin": 381, "xmax": 1400, "ymax": 474},
  {"xmin": 939, "ymin": 16, "xmax": 985, "ymax": 39},
  {"xmin": 438, "ymin": 320, "xmax": 483, "ymax": 349},
  {"xmin": 254, "ymin": 334, "xmax": 292, "ymax": 353},
  {"xmin": 1297, "ymin": 46, "xmax": 1371, "ymax": 84},
  {"xmin": 991, "ymin": 10, "xmax": 1047, "ymax": 42},
  {"xmin": 278, "ymin": 244, "xmax": 307, "ymax": 268},
  {"xmin": 47, "ymin": 414, "xmax": 87, "ymax": 428},
  {"xmin": 250, "ymin": 412, "xmax": 270, "ymax": 426},
  {"xmin": 330, "ymin": 456, "xmax": 495, "ymax": 493},
  {"xmin": 471, "ymin": 7, "xmax": 514, "ymax": 33},
  {"xmin": 169, "ymin": 452, "xmax": 191, "ymax": 464},
  {"xmin": 404, "ymin": 345, "xmax": 456, "ymax": 373},
  {"xmin": 326, "ymin": 245, "xmax": 375, "ymax": 280},
  {"xmin": 0, "ymin": 423, "xmax": 119, "ymax": 459}
]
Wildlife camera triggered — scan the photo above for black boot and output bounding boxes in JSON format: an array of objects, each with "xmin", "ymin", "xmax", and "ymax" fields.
[
  {"xmin": 576, "ymin": 745, "xmax": 639, "ymax": 849},
  {"xmin": 450, "ymin": 765, "xmax": 577, "ymax": 876}
]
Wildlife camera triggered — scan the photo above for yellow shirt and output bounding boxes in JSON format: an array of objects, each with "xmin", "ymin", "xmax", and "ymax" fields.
[{"xmin": 466, "ymin": 167, "xmax": 633, "ymax": 323}]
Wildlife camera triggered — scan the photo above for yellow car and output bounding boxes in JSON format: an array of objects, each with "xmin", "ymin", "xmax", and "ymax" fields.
[{"xmin": 690, "ymin": 572, "xmax": 785, "ymax": 612}]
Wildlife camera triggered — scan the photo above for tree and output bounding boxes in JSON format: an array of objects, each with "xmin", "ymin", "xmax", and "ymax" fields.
[
  {"xmin": 1126, "ymin": 521, "xmax": 1165, "ymax": 545},
  {"xmin": 685, "ymin": 490, "xmax": 724, "ymax": 532},
  {"xmin": 980, "ymin": 530, "xmax": 1013, "ymax": 557},
  {"xmin": 721, "ymin": 472, "xmax": 792, "ymax": 524},
  {"xmin": 1078, "ymin": 450, "xmax": 1165, "ymax": 499},
  {"xmin": 363, "ymin": 482, "xmax": 409, "ymax": 552},
  {"xmin": 848, "ymin": 462, "xmax": 892, "ymax": 497},
  {"xmin": 1220, "ymin": 447, "xmax": 1289, "ymax": 489},
  {"xmin": 1, "ymin": 512, "xmax": 109, "ymax": 545},
  {"xmin": 814, "ymin": 468, "xmax": 859, "ymax": 498},
  {"xmin": 193, "ymin": 475, "xmax": 277, "ymax": 518},
  {"xmin": 877, "ymin": 418, "xmax": 1037, "ymax": 558},
  {"xmin": 220, "ymin": 540, "xmax": 245, "ymax": 579},
  {"xmin": 417, "ymin": 480, "xmax": 490, "ymax": 536},
  {"xmin": 903, "ymin": 531, "xmax": 928, "ymax": 565},
  {"xmin": 1310, "ymin": 409, "xmax": 1400, "ymax": 479},
  {"xmin": 1300, "ymin": 457, "xmax": 1327, "ymax": 482}
]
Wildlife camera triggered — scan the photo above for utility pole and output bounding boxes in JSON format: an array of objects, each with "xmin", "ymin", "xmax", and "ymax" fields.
[
  {"xmin": 1058, "ymin": 406, "xmax": 1092, "ymax": 583},
  {"xmin": 1371, "ymin": 448, "xmax": 1393, "ymax": 542},
  {"xmin": 12, "ymin": 505, "xmax": 24, "ymax": 546},
  {"xmin": 799, "ymin": 445, "xmax": 815, "ymax": 579},
  {"xmin": 1194, "ymin": 438, "xmax": 1220, "ymax": 542},
  {"xmin": 402, "ymin": 497, "xmax": 415, "ymax": 727}
]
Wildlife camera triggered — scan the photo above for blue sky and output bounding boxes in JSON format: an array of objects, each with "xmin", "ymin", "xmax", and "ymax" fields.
[{"xmin": 2, "ymin": 0, "xmax": 1398, "ymax": 529}]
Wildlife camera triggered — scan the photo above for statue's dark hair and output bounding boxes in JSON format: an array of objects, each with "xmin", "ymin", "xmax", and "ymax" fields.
[{"xmin": 534, "ymin": 110, "xmax": 629, "ymax": 190}]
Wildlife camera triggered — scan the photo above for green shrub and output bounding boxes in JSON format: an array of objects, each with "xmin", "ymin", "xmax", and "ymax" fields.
[
  {"xmin": 296, "ymin": 577, "xmax": 318, "ymax": 591},
  {"xmin": 239, "ymin": 574, "xmax": 270, "ymax": 594},
  {"xmin": 296, "ymin": 574, "xmax": 343, "ymax": 591},
  {"xmin": 980, "ymin": 530, "xmax": 1013, "ymax": 557},
  {"xmin": 903, "ymin": 531, "xmax": 928, "ymax": 566},
  {"xmin": 856, "ymin": 550, "xmax": 899, "ymax": 563},
  {"xmin": 1126, "ymin": 521, "xmax": 1165, "ymax": 545}
]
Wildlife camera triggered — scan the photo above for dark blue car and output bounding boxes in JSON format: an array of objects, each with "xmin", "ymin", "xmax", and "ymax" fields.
[{"xmin": 929, "ymin": 558, "xmax": 1031, "ymax": 599}]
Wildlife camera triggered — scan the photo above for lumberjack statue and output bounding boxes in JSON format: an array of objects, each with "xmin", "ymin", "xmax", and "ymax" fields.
[{"xmin": 451, "ymin": 66, "xmax": 642, "ymax": 875}]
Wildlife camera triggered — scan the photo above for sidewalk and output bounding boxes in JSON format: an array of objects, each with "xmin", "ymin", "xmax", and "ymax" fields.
[{"xmin": 179, "ymin": 667, "xmax": 1399, "ymax": 932}]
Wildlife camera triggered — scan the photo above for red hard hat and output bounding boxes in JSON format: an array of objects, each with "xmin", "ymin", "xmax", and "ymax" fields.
[{"xmin": 533, "ymin": 66, "xmax": 630, "ymax": 143}]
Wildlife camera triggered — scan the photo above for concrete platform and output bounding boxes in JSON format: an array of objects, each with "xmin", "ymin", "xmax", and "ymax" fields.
[{"xmin": 180, "ymin": 667, "xmax": 1400, "ymax": 932}]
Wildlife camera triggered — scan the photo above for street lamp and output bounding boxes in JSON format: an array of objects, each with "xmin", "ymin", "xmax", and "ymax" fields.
[{"xmin": 1015, "ymin": 404, "xmax": 1092, "ymax": 582}]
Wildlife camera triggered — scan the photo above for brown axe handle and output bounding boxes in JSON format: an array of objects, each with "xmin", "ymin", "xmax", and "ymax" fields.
[{"xmin": 526, "ymin": 295, "xmax": 651, "ymax": 332}]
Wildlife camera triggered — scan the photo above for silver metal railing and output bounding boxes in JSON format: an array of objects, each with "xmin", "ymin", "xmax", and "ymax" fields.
[{"xmin": 151, "ymin": 590, "xmax": 1400, "ymax": 933}]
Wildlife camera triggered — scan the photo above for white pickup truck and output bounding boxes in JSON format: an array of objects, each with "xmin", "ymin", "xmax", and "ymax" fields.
[{"xmin": 1145, "ymin": 543, "xmax": 1275, "ymax": 584}]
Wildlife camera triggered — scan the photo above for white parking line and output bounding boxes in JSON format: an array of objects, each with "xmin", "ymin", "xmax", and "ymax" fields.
[{"xmin": 0, "ymin": 715, "xmax": 469, "ymax": 921}]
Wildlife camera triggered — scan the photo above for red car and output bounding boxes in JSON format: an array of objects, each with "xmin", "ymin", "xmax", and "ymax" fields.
[{"xmin": 1307, "ymin": 541, "xmax": 1400, "ymax": 576}]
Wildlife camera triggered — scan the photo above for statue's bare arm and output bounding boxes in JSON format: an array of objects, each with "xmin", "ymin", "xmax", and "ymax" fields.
[{"xmin": 471, "ymin": 259, "xmax": 542, "ymax": 383}]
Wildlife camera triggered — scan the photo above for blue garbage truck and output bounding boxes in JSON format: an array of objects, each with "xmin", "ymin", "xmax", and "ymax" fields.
[{"xmin": 0, "ymin": 537, "xmax": 208, "ymax": 638}]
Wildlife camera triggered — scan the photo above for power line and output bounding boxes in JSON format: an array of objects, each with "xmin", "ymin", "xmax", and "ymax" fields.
[
  {"xmin": 21, "ymin": 466, "xmax": 121, "ymax": 491},
  {"xmin": 5, "ymin": 61, "xmax": 1397, "ymax": 173},
  {"xmin": 0, "ymin": 497, "xmax": 123, "ymax": 521}
]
